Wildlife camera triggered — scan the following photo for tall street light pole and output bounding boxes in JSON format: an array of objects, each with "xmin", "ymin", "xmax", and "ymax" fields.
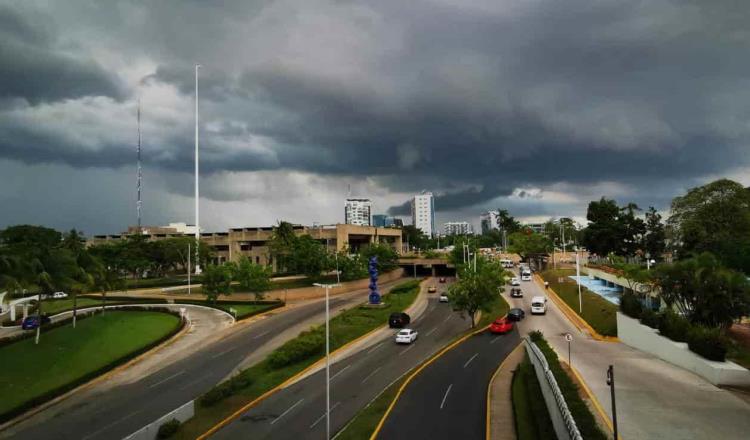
[
  {"xmin": 313, "ymin": 282, "xmax": 341, "ymax": 440},
  {"xmin": 607, "ymin": 365, "xmax": 619, "ymax": 440},
  {"xmin": 194, "ymin": 64, "xmax": 202, "ymax": 275}
]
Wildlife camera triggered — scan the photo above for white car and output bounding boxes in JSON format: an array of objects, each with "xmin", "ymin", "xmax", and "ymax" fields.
[
  {"xmin": 510, "ymin": 277, "xmax": 520, "ymax": 286},
  {"xmin": 52, "ymin": 291, "xmax": 68, "ymax": 299},
  {"xmin": 439, "ymin": 294, "xmax": 449, "ymax": 303},
  {"xmin": 395, "ymin": 328, "xmax": 418, "ymax": 344},
  {"xmin": 531, "ymin": 296, "xmax": 547, "ymax": 315}
]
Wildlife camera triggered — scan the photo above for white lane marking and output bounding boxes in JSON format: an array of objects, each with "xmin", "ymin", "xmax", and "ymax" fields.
[
  {"xmin": 211, "ymin": 347, "xmax": 237, "ymax": 359},
  {"xmin": 361, "ymin": 366, "xmax": 382, "ymax": 384},
  {"xmin": 148, "ymin": 370, "xmax": 185, "ymax": 388},
  {"xmin": 463, "ymin": 353, "xmax": 479, "ymax": 369},
  {"xmin": 426, "ymin": 327, "xmax": 438, "ymax": 337},
  {"xmin": 442, "ymin": 315, "xmax": 452, "ymax": 324},
  {"xmin": 330, "ymin": 364, "xmax": 351, "ymax": 381},
  {"xmin": 81, "ymin": 410, "xmax": 143, "ymax": 439},
  {"xmin": 252, "ymin": 330, "xmax": 271, "ymax": 340},
  {"xmin": 367, "ymin": 342, "xmax": 384, "ymax": 355},
  {"xmin": 440, "ymin": 384, "xmax": 453, "ymax": 409},
  {"xmin": 309, "ymin": 401, "xmax": 342, "ymax": 429},
  {"xmin": 490, "ymin": 336, "xmax": 501, "ymax": 344},
  {"xmin": 399, "ymin": 344, "xmax": 416, "ymax": 356},
  {"xmin": 270, "ymin": 398, "xmax": 305, "ymax": 425},
  {"xmin": 179, "ymin": 373, "xmax": 214, "ymax": 390}
]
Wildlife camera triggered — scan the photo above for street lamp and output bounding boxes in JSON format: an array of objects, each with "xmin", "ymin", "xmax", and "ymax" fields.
[
  {"xmin": 313, "ymin": 282, "xmax": 341, "ymax": 440},
  {"xmin": 607, "ymin": 365, "xmax": 618, "ymax": 440}
]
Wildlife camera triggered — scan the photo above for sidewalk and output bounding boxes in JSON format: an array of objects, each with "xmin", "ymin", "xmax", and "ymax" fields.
[{"xmin": 489, "ymin": 342, "xmax": 524, "ymax": 440}]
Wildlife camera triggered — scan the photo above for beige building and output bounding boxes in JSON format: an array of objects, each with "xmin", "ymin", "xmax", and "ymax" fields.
[{"xmin": 90, "ymin": 223, "xmax": 402, "ymax": 269}]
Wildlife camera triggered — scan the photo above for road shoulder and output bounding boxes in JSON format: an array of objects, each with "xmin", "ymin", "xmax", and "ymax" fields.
[{"xmin": 488, "ymin": 342, "xmax": 524, "ymax": 440}]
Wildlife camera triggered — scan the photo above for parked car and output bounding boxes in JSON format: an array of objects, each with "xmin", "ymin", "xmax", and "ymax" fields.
[
  {"xmin": 510, "ymin": 288, "xmax": 523, "ymax": 298},
  {"xmin": 531, "ymin": 296, "xmax": 548, "ymax": 315},
  {"xmin": 489, "ymin": 317, "xmax": 514, "ymax": 334},
  {"xmin": 439, "ymin": 277, "xmax": 447, "ymax": 283},
  {"xmin": 22, "ymin": 315, "xmax": 51, "ymax": 330},
  {"xmin": 439, "ymin": 294, "xmax": 449, "ymax": 303},
  {"xmin": 507, "ymin": 308, "xmax": 525, "ymax": 321},
  {"xmin": 52, "ymin": 291, "xmax": 68, "ymax": 299},
  {"xmin": 510, "ymin": 277, "xmax": 520, "ymax": 286},
  {"xmin": 389, "ymin": 312, "xmax": 411, "ymax": 328},
  {"xmin": 428, "ymin": 286, "xmax": 437, "ymax": 293},
  {"xmin": 395, "ymin": 328, "xmax": 419, "ymax": 344}
]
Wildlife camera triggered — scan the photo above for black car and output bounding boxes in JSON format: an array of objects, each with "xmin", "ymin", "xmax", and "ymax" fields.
[
  {"xmin": 510, "ymin": 288, "xmax": 523, "ymax": 298},
  {"xmin": 389, "ymin": 312, "xmax": 411, "ymax": 328},
  {"xmin": 507, "ymin": 308, "xmax": 525, "ymax": 321}
]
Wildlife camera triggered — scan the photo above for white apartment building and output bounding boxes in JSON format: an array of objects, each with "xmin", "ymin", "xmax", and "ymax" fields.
[
  {"xmin": 480, "ymin": 211, "xmax": 500, "ymax": 234},
  {"xmin": 411, "ymin": 192, "xmax": 435, "ymax": 237},
  {"xmin": 344, "ymin": 198, "xmax": 372, "ymax": 226},
  {"xmin": 444, "ymin": 221, "xmax": 473, "ymax": 236}
]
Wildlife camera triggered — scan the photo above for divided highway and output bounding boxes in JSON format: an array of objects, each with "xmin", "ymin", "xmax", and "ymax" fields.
[
  {"xmin": 0, "ymin": 280, "xmax": 406, "ymax": 440},
  {"xmin": 211, "ymin": 279, "xmax": 470, "ymax": 439}
]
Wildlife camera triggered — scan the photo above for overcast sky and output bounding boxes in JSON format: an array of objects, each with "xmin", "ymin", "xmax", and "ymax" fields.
[{"xmin": 1, "ymin": 0, "xmax": 749, "ymax": 235}]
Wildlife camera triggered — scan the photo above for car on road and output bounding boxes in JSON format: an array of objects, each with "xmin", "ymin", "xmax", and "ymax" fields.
[
  {"xmin": 389, "ymin": 312, "xmax": 411, "ymax": 328},
  {"xmin": 428, "ymin": 286, "xmax": 437, "ymax": 293},
  {"xmin": 52, "ymin": 291, "xmax": 68, "ymax": 299},
  {"xmin": 439, "ymin": 293, "xmax": 449, "ymax": 303},
  {"xmin": 510, "ymin": 277, "xmax": 520, "ymax": 286},
  {"xmin": 489, "ymin": 317, "xmax": 514, "ymax": 334},
  {"xmin": 507, "ymin": 308, "xmax": 525, "ymax": 321},
  {"xmin": 22, "ymin": 315, "xmax": 51, "ymax": 330},
  {"xmin": 510, "ymin": 287, "xmax": 523, "ymax": 298},
  {"xmin": 521, "ymin": 269, "xmax": 532, "ymax": 281},
  {"xmin": 395, "ymin": 328, "xmax": 418, "ymax": 344},
  {"xmin": 439, "ymin": 277, "xmax": 447, "ymax": 283},
  {"xmin": 531, "ymin": 296, "xmax": 547, "ymax": 315}
]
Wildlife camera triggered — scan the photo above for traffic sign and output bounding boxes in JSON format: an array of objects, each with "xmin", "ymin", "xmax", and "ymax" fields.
[{"xmin": 564, "ymin": 333, "xmax": 573, "ymax": 342}]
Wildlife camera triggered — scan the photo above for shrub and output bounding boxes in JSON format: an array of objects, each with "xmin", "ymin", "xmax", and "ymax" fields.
[
  {"xmin": 267, "ymin": 328, "xmax": 325, "ymax": 369},
  {"xmin": 688, "ymin": 326, "xmax": 728, "ymax": 362},
  {"xmin": 389, "ymin": 279, "xmax": 421, "ymax": 295},
  {"xmin": 619, "ymin": 291, "xmax": 643, "ymax": 319},
  {"xmin": 528, "ymin": 330, "xmax": 544, "ymax": 343},
  {"xmin": 199, "ymin": 371, "xmax": 255, "ymax": 407},
  {"xmin": 157, "ymin": 418, "xmax": 180, "ymax": 438},
  {"xmin": 658, "ymin": 310, "xmax": 691, "ymax": 342},
  {"xmin": 639, "ymin": 309, "xmax": 661, "ymax": 329}
]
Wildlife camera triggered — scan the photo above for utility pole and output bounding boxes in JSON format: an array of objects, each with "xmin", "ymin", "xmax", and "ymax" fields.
[
  {"xmin": 136, "ymin": 99, "xmax": 142, "ymax": 232},
  {"xmin": 194, "ymin": 64, "xmax": 202, "ymax": 275},
  {"xmin": 576, "ymin": 251, "xmax": 583, "ymax": 313},
  {"xmin": 314, "ymin": 282, "xmax": 341, "ymax": 440},
  {"xmin": 187, "ymin": 242, "xmax": 191, "ymax": 295},
  {"xmin": 607, "ymin": 365, "xmax": 619, "ymax": 440}
]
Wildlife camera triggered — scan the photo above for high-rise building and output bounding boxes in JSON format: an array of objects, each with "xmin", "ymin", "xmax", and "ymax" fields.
[
  {"xmin": 444, "ymin": 221, "xmax": 473, "ymax": 236},
  {"xmin": 480, "ymin": 211, "xmax": 500, "ymax": 234},
  {"xmin": 411, "ymin": 191, "xmax": 435, "ymax": 237},
  {"xmin": 373, "ymin": 214, "xmax": 397, "ymax": 227},
  {"xmin": 344, "ymin": 198, "xmax": 372, "ymax": 226}
]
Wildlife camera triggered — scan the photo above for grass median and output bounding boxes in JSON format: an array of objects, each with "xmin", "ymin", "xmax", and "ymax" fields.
[
  {"xmin": 0, "ymin": 311, "xmax": 181, "ymax": 421},
  {"xmin": 172, "ymin": 278, "xmax": 422, "ymax": 439},
  {"xmin": 512, "ymin": 353, "xmax": 556, "ymax": 440},
  {"xmin": 539, "ymin": 269, "xmax": 618, "ymax": 337}
]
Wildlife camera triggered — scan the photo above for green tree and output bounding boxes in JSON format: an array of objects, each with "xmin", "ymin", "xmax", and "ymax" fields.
[
  {"xmin": 335, "ymin": 251, "xmax": 368, "ymax": 281},
  {"xmin": 508, "ymin": 231, "xmax": 552, "ymax": 260},
  {"xmin": 582, "ymin": 197, "xmax": 621, "ymax": 256},
  {"xmin": 92, "ymin": 261, "xmax": 124, "ymax": 313},
  {"xmin": 232, "ymin": 256, "xmax": 272, "ymax": 300},
  {"xmin": 202, "ymin": 264, "xmax": 233, "ymax": 303},
  {"xmin": 289, "ymin": 235, "xmax": 330, "ymax": 279},
  {"xmin": 448, "ymin": 258, "xmax": 506, "ymax": 328},
  {"xmin": 497, "ymin": 210, "xmax": 521, "ymax": 233},
  {"xmin": 361, "ymin": 242, "xmax": 398, "ymax": 272},
  {"xmin": 642, "ymin": 207, "xmax": 666, "ymax": 260},
  {"xmin": 269, "ymin": 221, "xmax": 298, "ymax": 273},
  {"xmin": 401, "ymin": 225, "xmax": 427, "ymax": 251}
]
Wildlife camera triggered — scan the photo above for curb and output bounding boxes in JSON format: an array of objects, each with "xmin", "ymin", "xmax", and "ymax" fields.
[
  {"xmin": 0, "ymin": 311, "xmax": 191, "ymax": 431},
  {"xmin": 534, "ymin": 274, "xmax": 619, "ymax": 343},
  {"xmin": 560, "ymin": 357, "xmax": 619, "ymax": 439},
  {"xmin": 196, "ymin": 279, "xmax": 425, "ymax": 440},
  {"xmin": 486, "ymin": 341, "xmax": 523, "ymax": 440}
]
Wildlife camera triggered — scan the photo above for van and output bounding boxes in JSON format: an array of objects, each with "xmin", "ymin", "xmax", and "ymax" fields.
[
  {"xmin": 530, "ymin": 296, "xmax": 547, "ymax": 315},
  {"xmin": 521, "ymin": 269, "xmax": 532, "ymax": 281}
]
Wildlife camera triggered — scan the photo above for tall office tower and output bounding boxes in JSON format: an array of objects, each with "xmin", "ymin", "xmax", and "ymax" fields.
[
  {"xmin": 411, "ymin": 191, "xmax": 435, "ymax": 237},
  {"xmin": 480, "ymin": 210, "xmax": 500, "ymax": 234},
  {"xmin": 344, "ymin": 198, "xmax": 372, "ymax": 226}
]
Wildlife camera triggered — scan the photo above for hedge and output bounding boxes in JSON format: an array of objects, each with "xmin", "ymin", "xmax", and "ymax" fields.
[
  {"xmin": 157, "ymin": 418, "xmax": 181, "ymax": 438},
  {"xmin": 176, "ymin": 300, "xmax": 284, "ymax": 320}
]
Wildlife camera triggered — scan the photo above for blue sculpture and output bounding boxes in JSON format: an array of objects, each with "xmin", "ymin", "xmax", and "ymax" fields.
[{"xmin": 368, "ymin": 256, "xmax": 381, "ymax": 305}]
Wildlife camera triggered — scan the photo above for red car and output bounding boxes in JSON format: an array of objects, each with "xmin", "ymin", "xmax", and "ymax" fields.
[{"xmin": 489, "ymin": 317, "xmax": 514, "ymax": 334}]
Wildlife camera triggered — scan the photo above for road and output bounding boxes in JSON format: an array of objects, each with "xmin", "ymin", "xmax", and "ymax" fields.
[
  {"xmin": 0, "ymin": 280, "xmax": 407, "ymax": 440},
  {"xmin": 210, "ymin": 279, "xmax": 472, "ymax": 439},
  {"xmin": 510, "ymin": 268, "xmax": 750, "ymax": 440},
  {"xmin": 376, "ymin": 302, "xmax": 519, "ymax": 439}
]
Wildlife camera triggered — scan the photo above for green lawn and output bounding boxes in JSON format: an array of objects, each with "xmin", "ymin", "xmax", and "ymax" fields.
[
  {"xmin": 0, "ymin": 311, "xmax": 181, "ymax": 420},
  {"xmin": 172, "ymin": 279, "xmax": 422, "ymax": 439},
  {"xmin": 512, "ymin": 353, "xmax": 557, "ymax": 440},
  {"xmin": 336, "ymin": 372, "xmax": 409, "ymax": 440},
  {"xmin": 540, "ymin": 269, "xmax": 618, "ymax": 337},
  {"xmin": 40, "ymin": 297, "xmax": 102, "ymax": 315},
  {"xmin": 477, "ymin": 294, "xmax": 511, "ymax": 328}
]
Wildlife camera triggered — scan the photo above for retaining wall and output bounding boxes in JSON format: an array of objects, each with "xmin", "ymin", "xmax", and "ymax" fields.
[{"xmin": 123, "ymin": 400, "xmax": 194, "ymax": 440}]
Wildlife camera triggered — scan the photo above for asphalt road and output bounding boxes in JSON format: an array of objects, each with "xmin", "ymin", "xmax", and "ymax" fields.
[
  {"xmin": 211, "ymin": 280, "xmax": 471, "ymax": 439},
  {"xmin": 0, "ymin": 281, "xmax": 406, "ymax": 440},
  {"xmin": 377, "ymin": 311, "xmax": 519, "ymax": 439}
]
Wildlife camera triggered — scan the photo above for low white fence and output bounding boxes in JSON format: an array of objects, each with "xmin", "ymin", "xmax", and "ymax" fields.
[
  {"xmin": 123, "ymin": 400, "xmax": 194, "ymax": 440},
  {"xmin": 525, "ymin": 338, "xmax": 583, "ymax": 440}
]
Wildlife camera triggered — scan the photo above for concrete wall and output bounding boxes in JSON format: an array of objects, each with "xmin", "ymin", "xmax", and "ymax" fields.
[
  {"xmin": 617, "ymin": 313, "xmax": 750, "ymax": 386},
  {"xmin": 525, "ymin": 339, "xmax": 583, "ymax": 440},
  {"xmin": 123, "ymin": 400, "xmax": 194, "ymax": 440}
]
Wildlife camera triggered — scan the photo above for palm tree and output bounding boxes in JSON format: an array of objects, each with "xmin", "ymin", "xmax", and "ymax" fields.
[
  {"xmin": 269, "ymin": 221, "xmax": 298, "ymax": 273},
  {"xmin": 35, "ymin": 270, "xmax": 53, "ymax": 345}
]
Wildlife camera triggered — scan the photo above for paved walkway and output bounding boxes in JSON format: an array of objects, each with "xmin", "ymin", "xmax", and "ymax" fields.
[
  {"xmin": 509, "ymin": 272, "xmax": 750, "ymax": 440},
  {"xmin": 489, "ymin": 342, "xmax": 524, "ymax": 440}
]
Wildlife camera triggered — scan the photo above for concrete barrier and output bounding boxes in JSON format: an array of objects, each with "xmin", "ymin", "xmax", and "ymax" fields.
[
  {"xmin": 123, "ymin": 400, "xmax": 194, "ymax": 440},
  {"xmin": 525, "ymin": 338, "xmax": 583, "ymax": 440},
  {"xmin": 617, "ymin": 312, "xmax": 750, "ymax": 386}
]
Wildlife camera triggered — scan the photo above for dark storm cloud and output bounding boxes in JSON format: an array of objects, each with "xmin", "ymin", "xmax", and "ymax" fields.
[{"xmin": 1, "ymin": 0, "xmax": 750, "ymax": 219}]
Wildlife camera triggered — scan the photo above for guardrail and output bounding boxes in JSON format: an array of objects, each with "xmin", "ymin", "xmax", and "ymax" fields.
[{"xmin": 524, "ymin": 338, "xmax": 583, "ymax": 440}]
